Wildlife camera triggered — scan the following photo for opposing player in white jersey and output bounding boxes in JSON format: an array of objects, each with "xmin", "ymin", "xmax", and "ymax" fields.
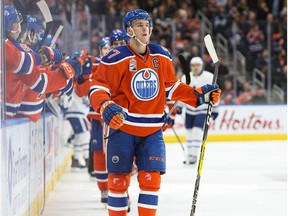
[{"xmin": 181, "ymin": 57, "xmax": 219, "ymax": 164}]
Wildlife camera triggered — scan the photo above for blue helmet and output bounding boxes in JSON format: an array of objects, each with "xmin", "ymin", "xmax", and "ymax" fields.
[
  {"xmin": 123, "ymin": 9, "xmax": 153, "ymax": 32},
  {"xmin": 26, "ymin": 15, "xmax": 44, "ymax": 43},
  {"xmin": 99, "ymin": 37, "xmax": 110, "ymax": 50},
  {"xmin": 109, "ymin": 29, "xmax": 129, "ymax": 43},
  {"xmin": 27, "ymin": 15, "xmax": 43, "ymax": 32},
  {"xmin": 4, "ymin": 5, "xmax": 23, "ymax": 34}
]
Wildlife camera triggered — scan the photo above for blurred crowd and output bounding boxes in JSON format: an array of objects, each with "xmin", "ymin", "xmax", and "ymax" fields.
[
  {"xmin": 46, "ymin": 0, "xmax": 287, "ymax": 104},
  {"xmin": 4, "ymin": 0, "xmax": 287, "ymax": 108}
]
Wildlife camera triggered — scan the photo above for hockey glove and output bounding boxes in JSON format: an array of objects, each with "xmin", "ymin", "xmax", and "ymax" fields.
[
  {"xmin": 176, "ymin": 106, "xmax": 182, "ymax": 115},
  {"xmin": 162, "ymin": 114, "xmax": 175, "ymax": 132},
  {"xmin": 79, "ymin": 57, "xmax": 92, "ymax": 80},
  {"xmin": 59, "ymin": 57, "xmax": 82, "ymax": 79},
  {"xmin": 195, "ymin": 84, "xmax": 221, "ymax": 106},
  {"xmin": 100, "ymin": 100, "xmax": 126, "ymax": 130},
  {"xmin": 38, "ymin": 46, "xmax": 63, "ymax": 65}
]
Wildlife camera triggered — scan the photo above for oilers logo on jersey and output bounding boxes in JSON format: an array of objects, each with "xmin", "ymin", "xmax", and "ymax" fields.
[{"xmin": 131, "ymin": 68, "xmax": 159, "ymax": 101}]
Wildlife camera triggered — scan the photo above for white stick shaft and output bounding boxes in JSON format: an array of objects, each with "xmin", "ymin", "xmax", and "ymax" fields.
[{"xmin": 50, "ymin": 25, "xmax": 63, "ymax": 48}]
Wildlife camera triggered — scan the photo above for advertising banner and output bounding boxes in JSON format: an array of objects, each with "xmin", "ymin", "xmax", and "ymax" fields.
[{"xmin": 164, "ymin": 105, "xmax": 287, "ymax": 142}]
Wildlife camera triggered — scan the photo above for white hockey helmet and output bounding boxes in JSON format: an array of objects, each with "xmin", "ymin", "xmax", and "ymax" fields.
[{"xmin": 190, "ymin": 57, "xmax": 203, "ymax": 65}]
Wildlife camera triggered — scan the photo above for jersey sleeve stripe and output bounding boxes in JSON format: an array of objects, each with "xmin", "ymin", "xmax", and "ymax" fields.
[
  {"xmin": 30, "ymin": 73, "xmax": 48, "ymax": 95},
  {"xmin": 15, "ymin": 52, "xmax": 34, "ymax": 75},
  {"xmin": 17, "ymin": 101, "xmax": 44, "ymax": 114},
  {"xmin": 166, "ymin": 80, "xmax": 181, "ymax": 100}
]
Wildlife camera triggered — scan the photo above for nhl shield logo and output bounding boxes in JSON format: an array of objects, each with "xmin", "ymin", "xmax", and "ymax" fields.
[{"xmin": 131, "ymin": 68, "xmax": 159, "ymax": 101}]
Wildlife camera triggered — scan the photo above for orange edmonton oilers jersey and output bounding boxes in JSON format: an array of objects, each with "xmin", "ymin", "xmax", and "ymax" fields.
[
  {"xmin": 89, "ymin": 44, "xmax": 198, "ymax": 136},
  {"xmin": 16, "ymin": 65, "xmax": 70, "ymax": 122},
  {"xmin": 5, "ymin": 38, "xmax": 69, "ymax": 118}
]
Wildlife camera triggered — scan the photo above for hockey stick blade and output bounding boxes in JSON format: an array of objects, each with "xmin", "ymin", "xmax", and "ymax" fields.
[
  {"xmin": 204, "ymin": 35, "xmax": 218, "ymax": 64},
  {"xmin": 165, "ymin": 54, "xmax": 191, "ymax": 119},
  {"xmin": 178, "ymin": 54, "xmax": 191, "ymax": 85},
  {"xmin": 36, "ymin": 0, "xmax": 53, "ymax": 22},
  {"xmin": 35, "ymin": 0, "xmax": 53, "ymax": 51}
]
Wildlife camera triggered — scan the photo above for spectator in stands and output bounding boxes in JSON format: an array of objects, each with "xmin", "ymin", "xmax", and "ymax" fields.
[
  {"xmin": 255, "ymin": 49, "xmax": 269, "ymax": 75},
  {"xmin": 153, "ymin": 4, "xmax": 172, "ymax": 47},
  {"xmin": 173, "ymin": 31, "xmax": 188, "ymax": 56},
  {"xmin": 256, "ymin": 0, "xmax": 270, "ymax": 21},
  {"xmin": 184, "ymin": 8, "xmax": 200, "ymax": 41},
  {"xmin": 272, "ymin": 27, "xmax": 285, "ymax": 55},
  {"xmin": 187, "ymin": 45, "xmax": 201, "ymax": 65},
  {"xmin": 237, "ymin": 0, "xmax": 250, "ymax": 17},
  {"xmin": 246, "ymin": 23, "xmax": 265, "ymax": 71},
  {"xmin": 213, "ymin": 6, "xmax": 229, "ymax": 36},
  {"xmin": 221, "ymin": 79, "xmax": 235, "ymax": 104},
  {"xmin": 164, "ymin": 0, "xmax": 178, "ymax": 18},
  {"xmin": 273, "ymin": 63, "xmax": 287, "ymax": 93},
  {"xmin": 272, "ymin": 49, "xmax": 287, "ymax": 76},
  {"xmin": 251, "ymin": 86, "xmax": 267, "ymax": 104},
  {"xmin": 236, "ymin": 81, "xmax": 254, "ymax": 104}
]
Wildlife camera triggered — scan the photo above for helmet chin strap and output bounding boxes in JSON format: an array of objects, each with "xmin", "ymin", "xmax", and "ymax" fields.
[
  {"xmin": 128, "ymin": 27, "xmax": 150, "ymax": 46},
  {"xmin": 11, "ymin": 23, "xmax": 21, "ymax": 35}
]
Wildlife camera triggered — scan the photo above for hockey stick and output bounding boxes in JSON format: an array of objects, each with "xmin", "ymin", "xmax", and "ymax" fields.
[
  {"xmin": 165, "ymin": 54, "xmax": 191, "ymax": 118},
  {"xmin": 171, "ymin": 126, "xmax": 185, "ymax": 154},
  {"xmin": 34, "ymin": 0, "xmax": 53, "ymax": 51},
  {"xmin": 50, "ymin": 25, "xmax": 64, "ymax": 48},
  {"xmin": 190, "ymin": 34, "xmax": 219, "ymax": 216}
]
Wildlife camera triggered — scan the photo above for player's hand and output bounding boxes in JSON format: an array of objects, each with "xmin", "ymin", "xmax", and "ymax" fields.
[
  {"xmin": 194, "ymin": 84, "xmax": 221, "ymax": 106},
  {"xmin": 59, "ymin": 57, "xmax": 82, "ymax": 79},
  {"xmin": 100, "ymin": 100, "xmax": 126, "ymax": 129},
  {"xmin": 81, "ymin": 57, "xmax": 92, "ymax": 79},
  {"xmin": 162, "ymin": 114, "xmax": 175, "ymax": 132},
  {"xmin": 38, "ymin": 46, "xmax": 63, "ymax": 65},
  {"xmin": 176, "ymin": 106, "xmax": 182, "ymax": 115}
]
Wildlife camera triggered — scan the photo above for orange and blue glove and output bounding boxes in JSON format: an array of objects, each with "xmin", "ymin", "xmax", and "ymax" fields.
[
  {"xmin": 195, "ymin": 84, "xmax": 221, "ymax": 106},
  {"xmin": 59, "ymin": 57, "xmax": 82, "ymax": 79},
  {"xmin": 100, "ymin": 100, "xmax": 126, "ymax": 130},
  {"xmin": 38, "ymin": 46, "xmax": 63, "ymax": 65}
]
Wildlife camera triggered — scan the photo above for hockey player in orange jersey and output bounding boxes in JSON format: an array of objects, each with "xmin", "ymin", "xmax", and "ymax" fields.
[
  {"xmin": 89, "ymin": 9, "xmax": 221, "ymax": 216},
  {"xmin": 4, "ymin": 6, "xmax": 82, "ymax": 119}
]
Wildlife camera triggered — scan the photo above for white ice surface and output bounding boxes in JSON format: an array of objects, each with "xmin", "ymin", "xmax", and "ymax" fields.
[{"xmin": 42, "ymin": 140, "xmax": 287, "ymax": 216}]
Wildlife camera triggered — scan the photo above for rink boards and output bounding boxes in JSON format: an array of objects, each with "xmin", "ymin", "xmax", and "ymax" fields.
[
  {"xmin": 0, "ymin": 114, "xmax": 72, "ymax": 216},
  {"xmin": 163, "ymin": 104, "xmax": 287, "ymax": 142}
]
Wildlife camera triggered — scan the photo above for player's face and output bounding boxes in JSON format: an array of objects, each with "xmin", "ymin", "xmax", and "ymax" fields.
[
  {"xmin": 101, "ymin": 44, "xmax": 111, "ymax": 56},
  {"xmin": 11, "ymin": 22, "xmax": 21, "ymax": 38},
  {"xmin": 131, "ymin": 19, "xmax": 150, "ymax": 43},
  {"xmin": 191, "ymin": 64, "xmax": 203, "ymax": 75},
  {"xmin": 111, "ymin": 40, "xmax": 127, "ymax": 49}
]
